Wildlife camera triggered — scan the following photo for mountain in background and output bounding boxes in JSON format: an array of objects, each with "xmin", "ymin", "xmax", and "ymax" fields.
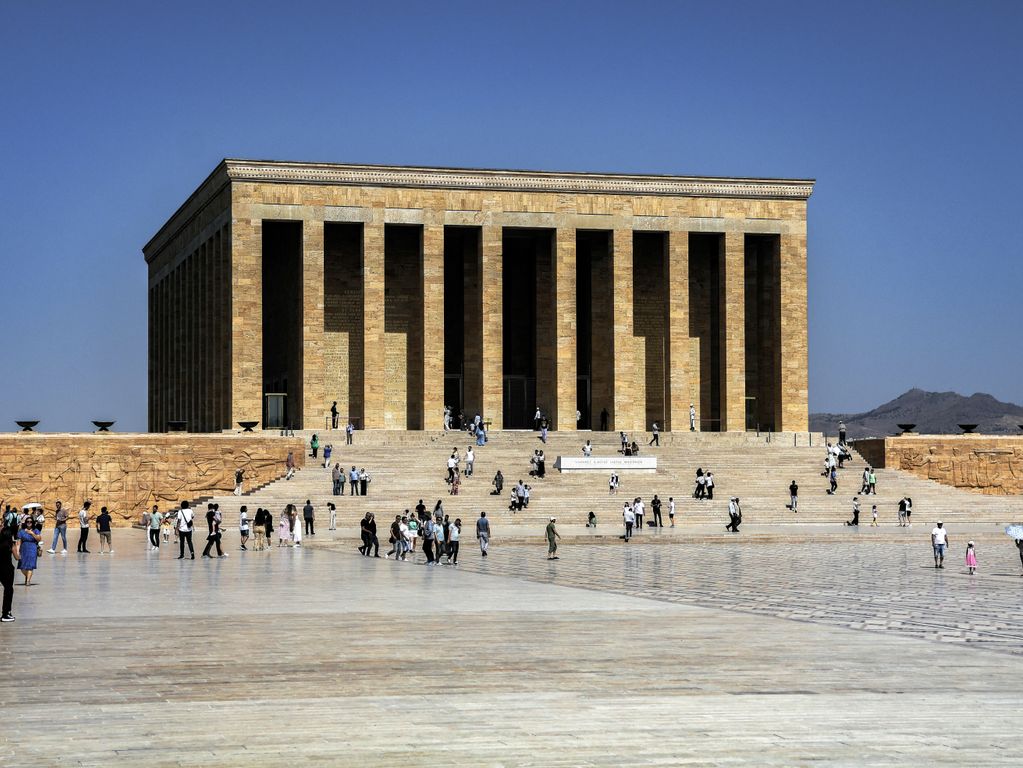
[{"xmin": 810, "ymin": 389, "xmax": 1023, "ymax": 439}]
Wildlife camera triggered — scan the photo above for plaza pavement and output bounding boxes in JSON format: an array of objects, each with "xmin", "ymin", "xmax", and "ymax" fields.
[{"xmin": 3, "ymin": 526, "xmax": 1022, "ymax": 766}]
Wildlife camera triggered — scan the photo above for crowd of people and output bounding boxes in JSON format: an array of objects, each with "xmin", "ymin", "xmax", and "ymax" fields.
[{"xmin": 5, "ymin": 421, "xmax": 1023, "ymax": 627}]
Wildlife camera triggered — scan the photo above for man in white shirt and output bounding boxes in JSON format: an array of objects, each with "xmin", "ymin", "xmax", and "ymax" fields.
[
  {"xmin": 582, "ymin": 440, "xmax": 592, "ymax": 457},
  {"xmin": 689, "ymin": 404, "xmax": 696, "ymax": 431},
  {"xmin": 633, "ymin": 498, "xmax": 644, "ymax": 531},
  {"xmin": 931, "ymin": 521, "xmax": 949, "ymax": 569},
  {"xmin": 176, "ymin": 501, "xmax": 195, "ymax": 559},
  {"xmin": 76, "ymin": 501, "xmax": 92, "ymax": 553},
  {"xmin": 623, "ymin": 503, "xmax": 635, "ymax": 541},
  {"xmin": 668, "ymin": 497, "xmax": 676, "ymax": 527},
  {"xmin": 465, "ymin": 447, "xmax": 475, "ymax": 477}
]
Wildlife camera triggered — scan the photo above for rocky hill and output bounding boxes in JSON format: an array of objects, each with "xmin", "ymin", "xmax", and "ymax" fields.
[{"xmin": 811, "ymin": 388, "xmax": 1023, "ymax": 439}]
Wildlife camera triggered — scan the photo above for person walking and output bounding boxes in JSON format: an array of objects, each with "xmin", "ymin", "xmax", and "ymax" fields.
[
  {"xmin": 447, "ymin": 518, "xmax": 461, "ymax": 565},
  {"xmin": 323, "ymin": 443, "xmax": 332, "ymax": 469},
  {"xmin": 476, "ymin": 511, "xmax": 490, "ymax": 558},
  {"xmin": 278, "ymin": 507, "xmax": 292, "ymax": 547},
  {"xmin": 253, "ymin": 508, "xmax": 266, "ymax": 551},
  {"xmin": 965, "ymin": 540, "xmax": 978, "ymax": 575},
  {"xmin": 76, "ymin": 500, "xmax": 92, "ymax": 553},
  {"xmin": 649, "ymin": 422, "xmax": 659, "ymax": 447},
  {"xmin": 623, "ymin": 502, "xmax": 635, "ymax": 541},
  {"xmin": 1014, "ymin": 539, "xmax": 1023, "ymax": 575},
  {"xmin": 689, "ymin": 403, "xmax": 697, "ymax": 431},
  {"xmin": 725, "ymin": 497, "xmax": 742, "ymax": 533},
  {"xmin": 17, "ymin": 520, "xmax": 41, "ymax": 586},
  {"xmin": 310, "ymin": 434, "xmax": 320, "ymax": 460},
  {"xmin": 465, "ymin": 446, "xmax": 475, "ymax": 478},
  {"xmin": 897, "ymin": 497, "xmax": 907, "ymax": 527},
  {"xmin": 871, "ymin": 504, "xmax": 879, "ymax": 527},
  {"xmin": 233, "ymin": 468, "xmax": 244, "ymax": 496},
  {"xmin": 492, "ymin": 470, "xmax": 504, "ymax": 496},
  {"xmin": 789, "ymin": 480, "xmax": 798, "ymax": 513},
  {"xmin": 827, "ymin": 466, "xmax": 838, "ymax": 495},
  {"xmin": 285, "ymin": 451, "xmax": 296, "ymax": 481},
  {"xmin": 330, "ymin": 401, "xmax": 339, "ymax": 430},
  {"xmin": 303, "ymin": 500, "xmax": 315, "ymax": 536},
  {"xmin": 203, "ymin": 505, "xmax": 225, "ymax": 558},
  {"xmin": 292, "ymin": 505, "xmax": 303, "ymax": 547},
  {"xmin": 46, "ymin": 501, "xmax": 69, "ymax": 554},
  {"xmin": 239, "ymin": 506, "xmax": 250, "ymax": 550},
  {"xmin": 860, "ymin": 467, "xmax": 871, "ymax": 495},
  {"xmin": 931, "ymin": 521, "xmax": 949, "ymax": 569},
  {"xmin": 363, "ymin": 512, "xmax": 379, "ymax": 557},
  {"xmin": 263, "ymin": 507, "xmax": 274, "ymax": 551},
  {"xmin": 1, "ymin": 512, "xmax": 17, "ymax": 621},
  {"xmin": 176, "ymin": 501, "xmax": 195, "ymax": 559},
  {"xmin": 146, "ymin": 505, "xmax": 163, "ymax": 550},
  {"xmin": 651, "ymin": 495, "xmax": 663, "ymax": 527},
  {"xmin": 96, "ymin": 506, "xmax": 114, "ymax": 554},
  {"xmin": 328, "ymin": 502, "xmax": 337, "ymax": 531},
  {"xmin": 421, "ymin": 515, "xmax": 436, "ymax": 564},
  {"xmin": 845, "ymin": 497, "xmax": 860, "ymax": 527},
  {"xmin": 609, "ymin": 472, "xmax": 619, "ymax": 496},
  {"xmin": 705, "ymin": 472, "xmax": 715, "ymax": 500},
  {"xmin": 545, "ymin": 517, "xmax": 561, "ymax": 560}
]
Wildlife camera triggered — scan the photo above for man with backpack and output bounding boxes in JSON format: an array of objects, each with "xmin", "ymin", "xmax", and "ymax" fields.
[{"xmin": 176, "ymin": 501, "xmax": 195, "ymax": 559}]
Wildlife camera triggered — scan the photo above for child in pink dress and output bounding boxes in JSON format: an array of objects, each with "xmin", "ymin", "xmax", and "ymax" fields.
[{"xmin": 965, "ymin": 541, "xmax": 978, "ymax": 575}]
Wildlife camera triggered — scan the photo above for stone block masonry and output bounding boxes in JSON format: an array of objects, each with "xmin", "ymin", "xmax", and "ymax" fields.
[
  {"xmin": 144, "ymin": 161, "xmax": 813, "ymax": 434},
  {"xmin": 0, "ymin": 434, "xmax": 305, "ymax": 525}
]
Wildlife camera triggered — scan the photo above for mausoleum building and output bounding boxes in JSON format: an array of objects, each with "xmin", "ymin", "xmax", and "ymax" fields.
[{"xmin": 144, "ymin": 160, "xmax": 813, "ymax": 433}]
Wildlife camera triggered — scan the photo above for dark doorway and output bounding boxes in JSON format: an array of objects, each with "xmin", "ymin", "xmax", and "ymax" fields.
[
  {"xmin": 576, "ymin": 231, "xmax": 613, "ymax": 429},
  {"xmin": 745, "ymin": 234, "xmax": 781, "ymax": 431},
  {"xmin": 262, "ymin": 221, "xmax": 303, "ymax": 428},
  {"xmin": 688, "ymin": 233, "xmax": 723, "ymax": 431},
  {"xmin": 633, "ymin": 232, "xmax": 667, "ymax": 430},
  {"xmin": 444, "ymin": 227, "xmax": 480, "ymax": 427},
  {"xmin": 502, "ymin": 229, "xmax": 553, "ymax": 428},
  {"xmin": 324, "ymin": 222, "xmax": 363, "ymax": 426}
]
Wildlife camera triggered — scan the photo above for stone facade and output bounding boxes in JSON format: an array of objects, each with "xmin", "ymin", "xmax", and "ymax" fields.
[
  {"xmin": 144, "ymin": 161, "xmax": 814, "ymax": 433},
  {"xmin": 853, "ymin": 436, "xmax": 1023, "ymax": 495},
  {"xmin": 0, "ymin": 434, "xmax": 304, "ymax": 525}
]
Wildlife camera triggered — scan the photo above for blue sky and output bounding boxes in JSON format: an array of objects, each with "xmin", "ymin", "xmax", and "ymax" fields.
[{"xmin": 1, "ymin": 1, "xmax": 1021, "ymax": 432}]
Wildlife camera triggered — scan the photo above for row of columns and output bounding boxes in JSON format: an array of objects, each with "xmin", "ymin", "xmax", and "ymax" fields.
[{"xmin": 229, "ymin": 219, "xmax": 806, "ymax": 433}]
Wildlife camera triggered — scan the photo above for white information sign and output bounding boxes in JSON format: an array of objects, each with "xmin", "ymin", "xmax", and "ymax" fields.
[{"xmin": 555, "ymin": 456, "xmax": 657, "ymax": 472}]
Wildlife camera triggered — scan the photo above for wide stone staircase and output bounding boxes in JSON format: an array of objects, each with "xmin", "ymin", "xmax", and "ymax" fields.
[{"xmin": 202, "ymin": 430, "xmax": 1023, "ymax": 534}]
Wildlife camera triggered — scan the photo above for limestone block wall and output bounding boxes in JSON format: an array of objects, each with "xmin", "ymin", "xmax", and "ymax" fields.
[
  {"xmin": 853, "ymin": 436, "xmax": 1023, "ymax": 495},
  {"xmin": 0, "ymin": 434, "xmax": 305, "ymax": 525}
]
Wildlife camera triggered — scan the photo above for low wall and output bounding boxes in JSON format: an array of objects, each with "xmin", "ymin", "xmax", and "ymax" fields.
[
  {"xmin": 0, "ymin": 434, "xmax": 305, "ymax": 525},
  {"xmin": 852, "ymin": 435, "xmax": 1023, "ymax": 495}
]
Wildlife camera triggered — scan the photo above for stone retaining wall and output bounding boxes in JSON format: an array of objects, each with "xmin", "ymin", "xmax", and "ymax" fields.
[
  {"xmin": 852, "ymin": 435, "xmax": 1023, "ymax": 495},
  {"xmin": 0, "ymin": 434, "xmax": 305, "ymax": 525}
]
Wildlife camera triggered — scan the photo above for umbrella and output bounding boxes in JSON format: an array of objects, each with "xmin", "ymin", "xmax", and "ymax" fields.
[
  {"xmin": 21, "ymin": 503, "xmax": 43, "ymax": 511},
  {"xmin": 1004, "ymin": 524, "xmax": 1023, "ymax": 540}
]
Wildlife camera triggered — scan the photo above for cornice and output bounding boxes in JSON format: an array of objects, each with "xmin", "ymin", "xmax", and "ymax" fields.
[{"xmin": 223, "ymin": 160, "xmax": 815, "ymax": 201}]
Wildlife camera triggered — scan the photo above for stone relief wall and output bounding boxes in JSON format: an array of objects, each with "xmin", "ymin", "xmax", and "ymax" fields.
[
  {"xmin": 0, "ymin": 434, "xmax": 305, "ymax": 525},
  {"xmin": 854, "ymin": 436, "xmax": 1023, "ymax": 496}
]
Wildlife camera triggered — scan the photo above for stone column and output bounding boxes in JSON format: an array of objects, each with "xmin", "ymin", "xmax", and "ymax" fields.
[
  {"xmin": 664, "ymin": 230, "xmax": 691, "ymax": 432},
  {"xmin": 422, "ymin": 223, "xmax": 445, "ymax": 431},
  {"xmin": 302, "ymin": 219, "xmax": 325, "ymax": 430},
  {"xmin": 779, "ymin": 228, "xmax": 808, "ymax": 431},
  {"xmin": 611, "ymin": 229, "xmax": 641, "ymax": 432},
  {"xmin": 230, "ymin": 217, "xmax": 262, "ymax": 427},
  {"xmin": 362, "ymin": 214, "xmax": 386, "ymax": 428},
  {"xmin": 554, "ymin": 228, "xmax": 577, "ymax": 430},
  {"xmin": 720, "ymin": 231, "xmax": 746, "ymax": 431},
  {"xmin": 480, "ymin": 225, "xmax": 503, "ymax": 428}
]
